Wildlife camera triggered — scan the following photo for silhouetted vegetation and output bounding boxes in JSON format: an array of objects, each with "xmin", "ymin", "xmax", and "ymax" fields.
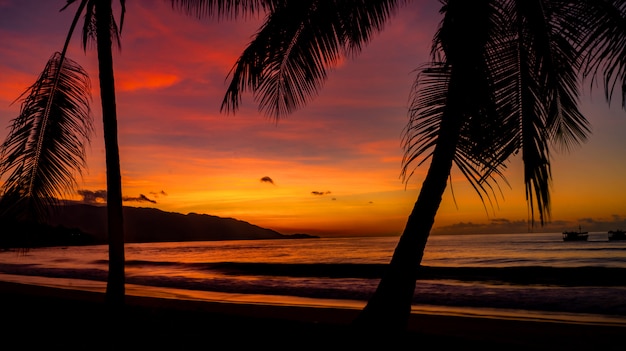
[{"xmin": 0, "ymin": 218, "xmax": 94, "ymax": 249}]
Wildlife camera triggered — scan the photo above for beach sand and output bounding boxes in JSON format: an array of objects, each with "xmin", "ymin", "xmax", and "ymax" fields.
[{"xmin": 1, "ymin": 277, "xmax": 625, "ymax": 350}]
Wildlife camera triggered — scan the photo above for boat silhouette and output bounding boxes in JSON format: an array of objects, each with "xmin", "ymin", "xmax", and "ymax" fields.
[
  {"xmin": 562, "ymin": 226, "xmax": 589, "ymax": 241},
  {"xmin": 608, "ymin": 229, "xmax": 626, "ymax": 241}
]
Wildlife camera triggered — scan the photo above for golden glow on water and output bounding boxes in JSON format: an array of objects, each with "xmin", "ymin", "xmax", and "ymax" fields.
[{"xmin": 1, "ymin": 233, "xmax": 625, "ymax": 318}]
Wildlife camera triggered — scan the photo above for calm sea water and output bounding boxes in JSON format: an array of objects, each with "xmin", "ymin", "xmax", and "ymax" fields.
[{"xmin": 1, "ymin": 232, "xmax": 625, "ymax": 317}]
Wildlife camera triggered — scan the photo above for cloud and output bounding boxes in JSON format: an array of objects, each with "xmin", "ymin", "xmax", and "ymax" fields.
[
  {"xmin": 149, "ymin": 190, "xmax": 168, "ymax": 197},
  {"xmin": 123, "ymin": 194, "xmax": 157, "ymax": 204},
  {"xmin": 260, "ymin": 176, "xmax": 275, "ymax": 185},
  {"xmin": 311, "ymin": 191, "xmax": 332, "ymax": 196},
  {"xmin": 78, "ymin": 189, "xmax": 161, "ymax": 204},
  {"xmin": 117, "ymin": 72, "xmax": 180, "ymax": 92},
  {"xmin": 77, "ymin": 189, "xmax": 107, "ymax": 204}
]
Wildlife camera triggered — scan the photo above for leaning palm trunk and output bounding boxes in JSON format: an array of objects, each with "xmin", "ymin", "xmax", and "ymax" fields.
[
  {"xmin": 355, "ymin": 0, "xmax": 495, "ymax": 330},
  {"xmin": 95, "ymin": 0, "xmax": 125, "ymax": 307},
  {"xmin": 354, "ymin": 103, "xmax": 462, "ymax": 331}
]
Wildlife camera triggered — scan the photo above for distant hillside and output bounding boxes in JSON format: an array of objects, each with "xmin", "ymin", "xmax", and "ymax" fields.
[{"xmin": 40, "ymin": 203, "xmax": 317, "ymax": 244}]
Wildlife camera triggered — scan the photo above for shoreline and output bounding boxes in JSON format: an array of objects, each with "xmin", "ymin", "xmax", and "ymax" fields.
[
  {"xmin": 1, "ymin": 275, "xmax": 625, "ymax": 350},
  {"xmin": 2, "ymin": 273, "xmax": 625, "ymax": 326}
]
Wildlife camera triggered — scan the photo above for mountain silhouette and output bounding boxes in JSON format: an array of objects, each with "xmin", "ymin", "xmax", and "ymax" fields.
[{"xmin": 12, "ymin": 202, "xmax": 315, "ymax": 246}]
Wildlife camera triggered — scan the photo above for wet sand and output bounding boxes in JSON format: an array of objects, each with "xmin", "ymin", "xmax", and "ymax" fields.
[{"xmin": 1, "ymin": 277, "xmax": 625, "ymax": 350}]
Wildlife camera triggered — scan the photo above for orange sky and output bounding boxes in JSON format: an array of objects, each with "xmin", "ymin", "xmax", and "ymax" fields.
[{"xmin": 1, "ymin": 1, "xmax": 625, "ymax": 237}]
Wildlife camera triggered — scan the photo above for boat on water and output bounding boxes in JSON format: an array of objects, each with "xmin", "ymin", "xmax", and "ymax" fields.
[
  {"xmin": 562, "ymin": 226, "xmax": 589, "ymax": 241},
  {"xmin": 608, "ymin": 229, "xmax": 626, "ymax": 241}
]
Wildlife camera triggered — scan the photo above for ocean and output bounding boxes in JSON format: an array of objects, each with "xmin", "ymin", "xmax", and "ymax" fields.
[{"xmin": 1, "ymin": 232, "xmax": 625, "ymax": 318}]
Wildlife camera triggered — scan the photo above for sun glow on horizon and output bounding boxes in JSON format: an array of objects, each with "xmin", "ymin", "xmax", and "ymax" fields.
[{"xmin": 1, "ymin": 1, "xmax": 625, "ymax": 237}]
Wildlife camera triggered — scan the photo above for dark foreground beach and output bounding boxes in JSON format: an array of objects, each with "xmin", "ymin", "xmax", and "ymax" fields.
[{"xmin": 1, "ymin": 279, "xmax": 625, "ymax": 351}]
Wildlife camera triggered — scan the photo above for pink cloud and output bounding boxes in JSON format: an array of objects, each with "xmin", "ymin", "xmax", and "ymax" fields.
[{"xmin": 117, "ymin": 71, "xmax": 180, "ymax": 92}]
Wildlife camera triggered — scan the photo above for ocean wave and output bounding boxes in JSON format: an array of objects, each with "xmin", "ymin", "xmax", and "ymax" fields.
[
  {"xmin": 1, "ymin": 262, "xmax": 626, "ymax": 317},
  {"xmin": 3, "ymin": 260, "xmax": 620, "ymax": 287},
  {"xmin": 125, "ymin": 261, "xmax": 626, "ymax": 286}
]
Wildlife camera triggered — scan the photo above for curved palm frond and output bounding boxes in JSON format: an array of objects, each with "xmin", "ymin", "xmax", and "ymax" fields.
[
  {"xmin": 510, "ymin": 0, "xmax": 593, "ymax": 224},
  {"xmin": 221, "ymin": 0, "xmax": 403, "ymax": 118},
  {"xmin": 571, "ymin": 0, "xmax": 626, "ymax": 108},
  {"xmin": 402, "ymin": 0, "xmax": 599, "ymax": 226},
  {"xmin": 168, "ymin": 0, "xmax": 271, "ymax": 19},
  {"xmin": 403, "ymin": 63, "xmax": 509, "ymax": 213},
  {"xmin": 524, "ymin": 1, "xmax": 590, "ymax": 151},
  {"xmin": 221, "ymin": 0, "xmax": 347, "ymax": 118},
  {"xmin": 85, "ymin": 1, "xmax": 122, "ymax": 50},
  {"xmin": 61, "ymin": 0, "xmax": 124, "ymax": 50},
  {"xmin": 337, "ymin": 0, "xmax": 405, "ymax": 53},
  {"xmin": 507, "ymin": 0, "xmax": 554, "ymax": 225},
  {"xmin": 401, "ymin": 63, "xmax": 449, "ymax": 182},
  {"xmin": 0, "ymin": 53, "xmax": 93, "ymax": 221},
  {"xmin": 403, "ymin": 0, "xmax": 511, "ymax": 214}
]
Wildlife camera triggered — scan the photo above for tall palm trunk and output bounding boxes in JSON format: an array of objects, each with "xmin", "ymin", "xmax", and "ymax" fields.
[
  {"xmin": 95, "ymin": 0, "xmax": 125, "ymax": 307},
  {"xmin": 353, "ymin": 109, "xmax": 462, "ymax": 331}
]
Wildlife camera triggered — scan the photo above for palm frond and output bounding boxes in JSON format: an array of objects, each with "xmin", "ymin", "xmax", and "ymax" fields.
[
  {"xmin": 221, "ymin": 0, "xmax": 402, "ymax": 118},
  {"xmin": 513, "ymin": 0, "xmax": 597, "ymax": 223},
  {"xmin": 402, "ymin": 62, "xmax": 508, "ymax": 215},
  {"xmin": 401, "ymin": 63, "xmax": 449, "ymax": 182},
  {"xmin": 570, "ymin": 0, "xmax": 626, "ymax": 108},
  {"xmin": 410, "ymin": 0, "xmax": 596, "ymax": 226},
  {"xmin": 76, "ymin": 0, "xmax": 122, "ymax": 50},
  {"xmin": 337, "ymin": 0, "xmax": 404, "ymax": 53},
  {"xmin": 0, "ymin": 52, "xmax": 93, "ymax": 221},
  {"xmin": 168, "ymin": 0, "xmax": 271, "ymax": 19},
  {"xmin": 404, "ymin": 1, "xmax": 512, "ymax": 212},
  {"xmin": 525, "ymin": 1, "xmax": 590, "ymax": 151},
  {"xmin": 221, "ymin": 0, "xmax": 342, "ymax": 118}
]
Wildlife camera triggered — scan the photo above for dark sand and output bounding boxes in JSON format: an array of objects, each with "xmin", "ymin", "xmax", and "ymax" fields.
[{"xmin": 1, "ymin": 280, "xmax": 624, "ymax": 350}]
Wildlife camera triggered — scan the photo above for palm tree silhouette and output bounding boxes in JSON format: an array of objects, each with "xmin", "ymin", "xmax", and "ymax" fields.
[
  {"xmin": 221, "ymin": 0, "xmax": 626, "ymax": 331},
  {"xmin": 0, "ymin": 0, "xmax": 129, "ymax": 309},
  {"xmin": 0, "ymin": 0, "xmax": 268, "ymax": 309}
]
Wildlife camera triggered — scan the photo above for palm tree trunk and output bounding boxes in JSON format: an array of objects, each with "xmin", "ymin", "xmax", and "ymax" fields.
[
  {"xmin": 353, "ymin": 107, "xmax": 462, "ymax": 332},
  {"xmin": 95, "ymin": 0, "xmax": 125, "ymax": 307},
  {"xmin": 353, "ymin": 0, "xmax": 493, "ymax": 330}
]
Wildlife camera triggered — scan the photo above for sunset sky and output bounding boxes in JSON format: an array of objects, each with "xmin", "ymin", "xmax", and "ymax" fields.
[{"xmin": 1, "ymin": 1, "xmax": 625, "ymax": 237}]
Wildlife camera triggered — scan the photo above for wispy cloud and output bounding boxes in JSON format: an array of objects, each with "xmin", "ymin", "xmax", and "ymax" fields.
[
  {"xmin": 78, "ymin": 189, "xmax": 164, "ymax": 204},
  {"xmin": 311, "ymin": 191, "xmax": 331, "ymax": 196},
  {"xmin": 123, "ymin": 194, "xmax": 157, "ymax": 204},
  {"xmin": 77, "ymin": 189, "xmax": 107, "ymax": 204},
  {"xmin": 149, "ymin": 190, "xmax": 168, "ymax": 197}
]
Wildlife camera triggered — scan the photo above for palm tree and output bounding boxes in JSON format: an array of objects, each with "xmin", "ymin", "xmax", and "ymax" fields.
[
  {"xmin": 220, "ymin": 0, "xmax": 626, "ymax": 331},
  {"xmin": 0, "ymin": 0, "xmax": 270, "ymax": 308},
  {"xmin": 0, "ymin": 0, "xmax": 127, "ymax": 308}
]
